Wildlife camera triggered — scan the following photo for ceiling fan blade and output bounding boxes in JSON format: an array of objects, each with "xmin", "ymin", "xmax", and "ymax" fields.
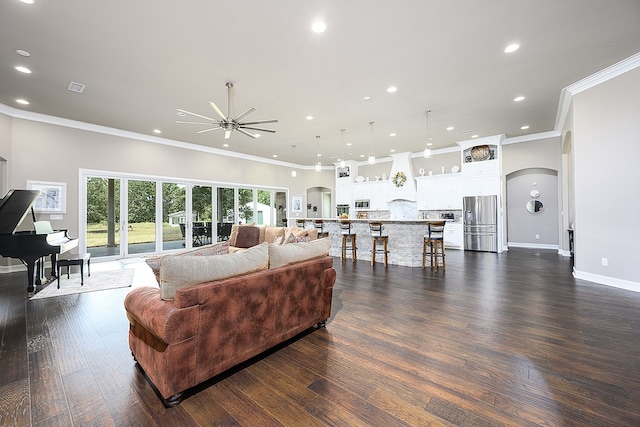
[
  {"xmin": 224, "ymin": 130, "xmax": 232, "ymax": 139},
  {"xmin": 175, "ymin": 120, "xmax": 215, "ymax": 125},
  {"xmin": 196, "ymin": 127, "xmax": 222, "ymax": 134},
  {"xmin": 209, "ymin": 101, "xmax": 227, "ymax": 120},
  {"xmin": 240, "ymin": 119, "xmax": 279, "ymax": 125},
  {"xmin": 240, "ymin": 126, "xmax": 276, "ymax": 133},
  {"xmin": 237, "ymin": 128, "xmax": 258, "ymax": 139},
  {"xmin": 177, "ymin": 109, "xmax": 219, "ymax": 122},
  {"xmin": 235, "ymin": 107, "xmax": 256, "ymax": 122}
]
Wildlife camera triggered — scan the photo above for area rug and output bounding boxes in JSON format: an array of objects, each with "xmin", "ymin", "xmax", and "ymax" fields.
[{"xmin": 30, "ymin": 268, "xmax": 135, "ymax": 300}]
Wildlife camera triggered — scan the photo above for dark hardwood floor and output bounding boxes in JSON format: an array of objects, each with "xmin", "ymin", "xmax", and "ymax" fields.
[{"xmin": 1, "ymin": 248, "xmax": 640, "ymax": 426}]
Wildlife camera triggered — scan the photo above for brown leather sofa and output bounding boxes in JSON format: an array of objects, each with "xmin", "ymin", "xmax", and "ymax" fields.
[{"xmin": 124, "ymin": 244, "xmax": 335, "ymax": 406}]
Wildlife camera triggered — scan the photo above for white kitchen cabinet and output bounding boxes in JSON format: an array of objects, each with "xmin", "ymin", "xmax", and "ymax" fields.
[
  {"xmin": 444, "ymin": 222, "xmax": 463, "ymax": 249},
  {"xmin": 416, "ymin": 174, "xmax": 462, "ymax": 210}
]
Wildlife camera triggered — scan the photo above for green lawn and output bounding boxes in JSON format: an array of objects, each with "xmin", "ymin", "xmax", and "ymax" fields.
[{"xmin": 86, "ymin": 222, "xmax": 182, "ymax": 247}]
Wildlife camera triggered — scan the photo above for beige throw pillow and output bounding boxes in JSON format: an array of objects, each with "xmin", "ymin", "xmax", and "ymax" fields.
[
  {"xmin": 145, "ymin": 241, "xmax": 230, "ymax": 283},
  {"xmin": 268, "ymin": 237, "xmax": 331, "ymax": 269},
  {"xmin": 159, "ymin": 242, "xmax": 269, "ymax": 300}
]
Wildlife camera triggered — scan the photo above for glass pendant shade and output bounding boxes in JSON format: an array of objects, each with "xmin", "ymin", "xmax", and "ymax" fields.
[
  {"xmin": 291, "ymin": 170, "xmax": 297, "ymax": 177},
  {"xmin": 423, "ymin": 147, "xmax": 431, "ymax": 158}
]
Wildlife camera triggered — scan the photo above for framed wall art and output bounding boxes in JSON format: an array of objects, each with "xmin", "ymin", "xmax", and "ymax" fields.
[{"xmin": 26, "ymin": 180, "xmax": 67, "ymax": 213}]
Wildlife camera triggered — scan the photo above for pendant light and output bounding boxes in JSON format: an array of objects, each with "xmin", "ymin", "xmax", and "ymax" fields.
[
  {"xmin": 315, "ymin": 135, "xmax": 322, "ymax": 172},
  {"xmin": 339, "ymin": 128, "xmax": 346, "ymax": 168},
  {"xmin": 423, "ymin": 110, "xmax": 432, "ymax": 158},
  {"xmin": 291, "ymin": 144, "xmax": 297, "ymax": 177},
  {"xmin": 368, "ymin": 121, "xmax": 376, "ymax": 165}
]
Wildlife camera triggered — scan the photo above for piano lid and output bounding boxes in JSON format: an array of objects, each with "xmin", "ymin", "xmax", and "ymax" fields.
[{"xmin": 0, "ymin": 189, "xmax": 40, "ymax": 234}]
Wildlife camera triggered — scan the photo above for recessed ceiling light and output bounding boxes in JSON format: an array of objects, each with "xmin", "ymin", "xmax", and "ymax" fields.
[
  {"xmin": 255, "ymin": 133, "xmax": 261, "ymax": 138},
  {"xmin": 360, "ymin": 154, "xmax": 365, "ymax": 158},
  {"xmin": 521, "ymin": 125, "xmax": 530, "ymax": 130},
  {"xmin": 504, "ymin": 43, "xmax": 520, "ymax": 53},
  {"xmin": 446, "ymin": 126, "xmax": 454, "ymax": 131},
  {"xmin": 153, "ymin": 129, "xmax": 161, "ymax": 134},
  {"xmin": 386, "ymin": 86, "xmax": 397, "ymax": 93},
  {"xmin": 19, "ymin": 0, "xmax": 34, "ymax": 4},
  {"xmin": 471, "ymin": 134, "xmax": 479, "ymax": 138},
  {"xmin": 16, "ymin": 99, "xmax": 29, "ymax": 105},
  {"xmin": 427, "ymin": 143, "xmax": 433, "ymax": 147},
  {"xmin": 306, "ymin": 115, "xmax": 314, "ymax": 120},
  {"xmin": 223, "ymin": 143, "xmax": 229, "ymax": 147},
  {"xmin": 389, "ymin": 133, "xmax": 396, "ymax": 137},
  {"xmin": 363, "ymin": 96, "xmax": 371, "ymax": 101},
  {"xmin": 513, "ymin": 96, "xmax": 525, "ymax": 102},
  {"xmin": 272, "ymin": 154, "xmax": 277, "ymax": 158},
  {"xmin": 346, "ymin": 142, "xmax": 352, "ymax": 146},
  {"xmin": 15, "ymin": 65, "xmax": 31, "ymax": 74},
  {"xmin": 390, "ymin": 149, "xmax": 396, "ymax": 153},
  {"xmin": 16, "ymin": 49, "xmax": 30, "ymax": 57},
  {"xmin": 311, "ymin": 21, "xmax": 326, "ymax": 33}
]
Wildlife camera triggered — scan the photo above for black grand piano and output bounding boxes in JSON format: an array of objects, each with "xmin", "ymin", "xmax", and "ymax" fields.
[{"xmin": 0, "ymin": 189, "xmax": 78, "ymax": 292}]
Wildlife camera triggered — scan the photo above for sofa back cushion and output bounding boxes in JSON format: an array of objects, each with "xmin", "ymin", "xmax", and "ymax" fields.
[
  {"xmin": 160, "ymin": 242, "xmax": 269, "ymax": 300},
  {"xmin": 145, "ymin": 241, "xmax": 230, "ymax": 283},
  {"xmin": 268, "ymin": 237, "xmax": 331, "ymax": 269}
]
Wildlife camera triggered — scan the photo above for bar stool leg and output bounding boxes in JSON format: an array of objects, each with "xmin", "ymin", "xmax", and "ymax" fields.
[
  {"xmin": 341, "ymin": 235, "xmax": 346, "ymax": 261},
  {"xmin": 383, "ymin": 238, "xmax": 388, "ymax": 267},
  {"xmin": 422, "ymin": 239, "xmax": 427, "ymax": 269},
  {"xmin": 351, "ymin": 235, "xmax": 357, "ymax": 262},
  {"xmin": 371, "ymin": 238, "xmax": 376, "ymax": 266}
]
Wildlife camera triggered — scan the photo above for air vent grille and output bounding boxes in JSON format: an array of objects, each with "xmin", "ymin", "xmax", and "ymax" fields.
[{"xmin": 68, "ymin": 81, "xmax": 86, "ymax": 93}]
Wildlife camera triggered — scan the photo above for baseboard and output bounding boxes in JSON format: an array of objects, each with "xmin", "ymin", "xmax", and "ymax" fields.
[
  {"xmin": 573, "ymin": 269, "xmax": 640, "ymax": 293},
  {"xmin": 507, "ymin": 242, "xmax": 559, "ymax": 250}
]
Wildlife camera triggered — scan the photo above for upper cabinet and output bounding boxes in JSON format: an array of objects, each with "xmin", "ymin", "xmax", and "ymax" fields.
[
  {"xmin": 416, "ymin": 174, "xmax": 462, "ymax": 210},
  {"xmin": 457, "ymin": 135, "xmax": 504, "ymax": 177}
]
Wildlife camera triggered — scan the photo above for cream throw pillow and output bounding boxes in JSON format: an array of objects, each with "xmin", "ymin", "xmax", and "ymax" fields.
[
  {"xmin": 159, "ymin": 242, "xmax": 269, "ymax": 300},
  {"xmin": 268, "ymin": 237, "xmax": 331, "ymax": 269}
]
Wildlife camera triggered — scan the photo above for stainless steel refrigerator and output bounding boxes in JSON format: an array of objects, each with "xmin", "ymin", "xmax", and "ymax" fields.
[{"xmin": 463, "ymin": 195, "xmax": 498, "ymax": 252}]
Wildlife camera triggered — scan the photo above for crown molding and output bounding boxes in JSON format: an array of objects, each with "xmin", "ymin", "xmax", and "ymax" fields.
[{"xmin": 555, "ymin": 52, "xmax": 640, "ymax": 133}]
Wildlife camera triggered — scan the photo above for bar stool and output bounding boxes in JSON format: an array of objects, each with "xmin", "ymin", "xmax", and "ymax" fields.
[
  {"xmin": 281, "ymin": 218, "xmax": 288, "ymax": 227},
  {"xmin": 369, "ymin": 221, "xmax": 389, "ymax": 267},
  {"xmin": 296, "ymin": 218, "xmax": 306, "ymax": 228},
  {"xmin": 313, "ymin": 219, "xmax": 329, "ymax": 238},
  {"xmin": 339, "ymin": 220, "xmax": 357, "ymax": 262},
  {"xmin": 423, "ymin": 221, "xmax": 446, "ymax": 270}
]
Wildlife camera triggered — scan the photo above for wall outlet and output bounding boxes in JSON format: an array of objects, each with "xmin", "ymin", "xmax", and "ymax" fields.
[
  {"xmin": 601, "ymin": 258, "xmax": 608, "ymax": 266},
  {"xmin": 535, "ymin": 234, "xmax": 540, "ymax": 239}
]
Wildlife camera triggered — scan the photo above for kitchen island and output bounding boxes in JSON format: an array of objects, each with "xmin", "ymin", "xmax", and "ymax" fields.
[{"xmin": 293, "ymin": 218, "xmax": 462, "ymax": 267}]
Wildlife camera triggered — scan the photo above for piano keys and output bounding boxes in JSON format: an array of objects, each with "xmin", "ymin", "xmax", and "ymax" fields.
[{"xmin": 0, "ymin": 189, "xmax": 79, "ymax": 292}]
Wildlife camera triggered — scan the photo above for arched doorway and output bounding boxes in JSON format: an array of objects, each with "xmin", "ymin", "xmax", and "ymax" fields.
[{"xmin": 306, "ymin": 187, "xmax": 331, "ymax": 218}]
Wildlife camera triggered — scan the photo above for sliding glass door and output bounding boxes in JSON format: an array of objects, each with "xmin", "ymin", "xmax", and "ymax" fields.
[{"xmin": 82, "ymin": 171, "xmax": 287, "ymax": 258}]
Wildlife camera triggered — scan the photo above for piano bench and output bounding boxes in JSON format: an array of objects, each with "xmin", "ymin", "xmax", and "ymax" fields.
[{"xmin": 57, "ymin": 253, "xmax": 91, "ymax": 289}]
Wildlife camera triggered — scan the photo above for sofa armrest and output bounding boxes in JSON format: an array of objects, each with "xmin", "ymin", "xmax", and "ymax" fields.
[{"xmin": 124, "ymin": 286, "xmax": 199, "ymax": 344}]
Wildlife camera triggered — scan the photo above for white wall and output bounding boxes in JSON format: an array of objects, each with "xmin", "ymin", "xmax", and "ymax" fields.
[{"xmin": 571, "ymin": 67, "xmax": 640, "ymax": 289}]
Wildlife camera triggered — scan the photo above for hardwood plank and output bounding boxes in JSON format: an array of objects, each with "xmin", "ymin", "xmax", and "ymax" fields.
[{"xmin": 0, "ymin": 378, "xmax": 30, "ymax": 427}]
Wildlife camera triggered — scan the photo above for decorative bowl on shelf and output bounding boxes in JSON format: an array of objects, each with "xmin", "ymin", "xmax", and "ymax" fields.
[{"xmin": 355, "ymin": 175, "xmax": 365, "ymax": 183}]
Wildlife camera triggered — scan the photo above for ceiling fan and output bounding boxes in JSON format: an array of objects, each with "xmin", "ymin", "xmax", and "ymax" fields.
[{"xmin": 176, "ymin": 82, "xmax": 278, "ymax": 139}]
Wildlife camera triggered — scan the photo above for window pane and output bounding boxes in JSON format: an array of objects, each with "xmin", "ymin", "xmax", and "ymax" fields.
[
  {"xmin": 86, "ymin": 177, "xmax": 120, "ymax": 257},
  {"xmin": 238, "ymin": 188, "xmax": 254, "ymax": 224},
  {"xmin": 127, "ymin": 180, "xmax": 156, "ymax": 255},
  {"xmin": 162, "ymin": 182, "xmax": 186, "ymax": 250},
  {"xmin": 216, "ymin": 187, "xmax": 234, "ymax": 241},
  {"xmin": 192, "ymin": 185, "xmax": 212, "ymax": 246}
]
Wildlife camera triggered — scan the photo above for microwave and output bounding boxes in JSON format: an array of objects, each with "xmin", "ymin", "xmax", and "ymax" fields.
[{"xmin": 354, "ymin": 199, "xmax": 370, "ymax": 209}]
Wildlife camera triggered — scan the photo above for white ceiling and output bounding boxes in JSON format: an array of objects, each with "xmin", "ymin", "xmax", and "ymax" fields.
[{"xmin": 1, "ymin": 0, "xmax": 639, "ymax": 167}]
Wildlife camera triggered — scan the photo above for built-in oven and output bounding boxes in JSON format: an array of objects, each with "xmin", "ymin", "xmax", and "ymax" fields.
[{"xmin": 354, "ymin": 199, "xmax": 370, "ymax": 209}]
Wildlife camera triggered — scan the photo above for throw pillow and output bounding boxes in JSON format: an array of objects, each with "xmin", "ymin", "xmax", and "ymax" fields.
[
  {"xmin": 268, "ymin": 237, "xmax": 331, "ymax": 269},
  {"xmin": 159, "ymin": 242, "xmax": 269, "ymax": 300},
  {"xmin": 235, "ymin": 225, "xmax": 261, "ymax": 248},
  {"xmin": 145, "ymin": 240, "xmax": 230, "ymax": 283}
]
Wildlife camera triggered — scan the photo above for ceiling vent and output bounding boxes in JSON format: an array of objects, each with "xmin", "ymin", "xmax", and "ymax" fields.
[
  {"xmin": 456, "ymin": 129, "xmax": 473, "ymax": 136},
  {"xmin": 68, "ymin": 81, "xmax": 86, "ymax": 93}
]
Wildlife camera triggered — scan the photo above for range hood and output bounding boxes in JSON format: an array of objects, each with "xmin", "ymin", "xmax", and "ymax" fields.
[{"xmin": 387, "ymin": 152, "xmax": 417, "ymax": 202}]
